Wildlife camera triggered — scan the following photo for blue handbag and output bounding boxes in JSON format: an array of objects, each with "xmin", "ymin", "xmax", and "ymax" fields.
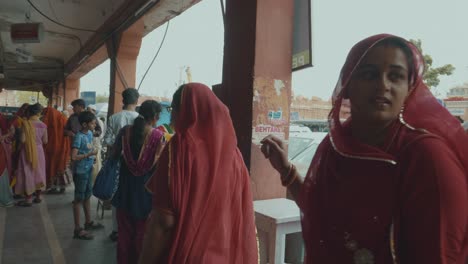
[{"xmin": 92, "ymin": 158, "xmax": 120, "ymax": 200}]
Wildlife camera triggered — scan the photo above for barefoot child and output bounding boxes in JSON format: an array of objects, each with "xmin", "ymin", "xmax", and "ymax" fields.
[{"xmin": 71, "ymin": 111, "xmax": 104, "ymax": 239}]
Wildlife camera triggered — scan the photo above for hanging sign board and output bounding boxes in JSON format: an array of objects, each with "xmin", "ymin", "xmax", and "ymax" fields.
[
  {"xmin": 292, "ymin": 0, "xmax": 312, "ymax": 71},
  {"xmin": 11, "ymin": 23, "xmax": 44, "ymax": 44}
]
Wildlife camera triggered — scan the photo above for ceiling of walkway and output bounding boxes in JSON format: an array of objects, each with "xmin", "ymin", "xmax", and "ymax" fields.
[{"xmin": 0, "ymin": 0, "xmax": 200, "ymax": 92}]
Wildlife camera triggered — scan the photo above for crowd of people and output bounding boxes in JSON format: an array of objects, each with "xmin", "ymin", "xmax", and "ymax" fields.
[{"xmin": 0, "ymin": 34, "xmax": 466, "ymax": 264}]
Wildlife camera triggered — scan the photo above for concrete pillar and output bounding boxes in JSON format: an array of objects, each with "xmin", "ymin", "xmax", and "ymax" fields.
[
  {"xmin": 222, "ymin": 0, "xmax": 295, "ymax": 200},
  {"xmin": 107, "ymin": 19, "xmax": 144, "ymax": 115},
  {"xmin": 64, "ymin": 78, "xmax": 80, "ymax": 108},
  {"xmin": 56, "ymin": 81, "xmax": 65, "ymax": 109}
]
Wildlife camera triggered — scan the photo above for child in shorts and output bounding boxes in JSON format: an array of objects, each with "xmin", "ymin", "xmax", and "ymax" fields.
[{"xmin": 71, "ymin": 111, "xmax": 104, "ymax": 240}]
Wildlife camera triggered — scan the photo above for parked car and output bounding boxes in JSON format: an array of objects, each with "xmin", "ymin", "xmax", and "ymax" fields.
[{"xmin": 288, "ymin": 127, "xmax": 327, "ymax": 177}]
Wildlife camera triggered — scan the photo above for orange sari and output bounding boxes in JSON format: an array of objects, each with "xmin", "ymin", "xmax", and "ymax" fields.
[{"xmin": 42, "ymin": 107, "xmax": 70, "ymax": 188}]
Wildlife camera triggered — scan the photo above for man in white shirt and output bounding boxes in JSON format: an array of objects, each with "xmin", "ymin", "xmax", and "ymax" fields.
[{"xmin": 103, "ymin": 87, "xmax": 139, "ymax": 242}]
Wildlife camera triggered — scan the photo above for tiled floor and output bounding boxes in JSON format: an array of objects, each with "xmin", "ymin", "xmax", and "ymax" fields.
[{"xmin": 0, "ymin": 187, "xmax": 116, "ymax": 264}]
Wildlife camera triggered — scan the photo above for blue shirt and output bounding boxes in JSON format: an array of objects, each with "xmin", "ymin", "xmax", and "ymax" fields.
[{"xmin": 72, "ymin": 130, "xmax": 95, "ymax": 174}]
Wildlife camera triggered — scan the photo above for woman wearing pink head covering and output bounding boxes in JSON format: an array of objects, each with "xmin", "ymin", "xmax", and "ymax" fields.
[
  {"xmin": 261, "ymin": 34, "xmax": 467, "ymax": 263},
  {"xmin": 139, "ymin": 83, "xmax": 258, "ymax": 264}
]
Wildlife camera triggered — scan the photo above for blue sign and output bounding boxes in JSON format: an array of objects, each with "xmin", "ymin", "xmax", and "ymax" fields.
[
  {"xmin": 268, "ymin": 110, "xmax": 283, "ymax": 120},
  {"xmin": 80, "ymin": 91, "xmax": 96, "ymax": 106},
  {"xmin": 290, "ymin": 112, "xmax": 299, "ymax": 121},
  {"xmin": 156, "ymin": 101, "xmax": 172, "ymax": 127}
]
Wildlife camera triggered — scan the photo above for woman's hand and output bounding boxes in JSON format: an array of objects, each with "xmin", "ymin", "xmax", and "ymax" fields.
[
  {"xmin": 260, "ymin": 135, "xmax": 291, "ymax": 178},
  {"xmin": 90, "ymin": 149, "xmax": 98, "ymax": 156}
]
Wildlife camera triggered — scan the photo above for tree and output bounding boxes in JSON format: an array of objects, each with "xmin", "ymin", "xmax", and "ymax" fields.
[
  {"xmin": 409, "ymin": 39, "xmax": 455, "ymax": 90},
  {"xmin": 96, "ymin": 94, "xmax": 109, "ymax": 103},
  {"xmin": 15, "ymin": 91, "xmax": 48, "ymax": 106}
]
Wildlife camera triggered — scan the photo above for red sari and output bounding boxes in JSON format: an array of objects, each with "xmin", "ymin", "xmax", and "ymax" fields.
[
  {"xmin": 147, "ymin": 83, "xmax": 258, "ymax": 263},
  {"xmin": 0, "ymin": 113, "xmax": 7, "ymax": 135},
  {"xmin": 299, "ymin": 34, "xmax": 468, "ymax": 263}
]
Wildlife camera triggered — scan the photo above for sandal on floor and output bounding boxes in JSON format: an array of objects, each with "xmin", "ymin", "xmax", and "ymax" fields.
[
  {"xmin": 16, "ymin": 200, "xmax": 32, "ymax": 207},
  {"xmin": 109, "ymin": 231, "xmax": 118, "ymax": 242},
  {"xmin": 13, "ymin": 194, "xmax": 24, "ymax": 200},
  {"xmin": 33, "ymin": 197, "xmax": 42, "ymax": 204},
  {"xmin": 84, "ymin": 221, "xmax": 104, "ymax": 230},
  {"xmin": 73, "ymin": 228, "xmax": 94, "ymax": 240},
  {"xmin": 46, "ymin": 189, "xmax": 61, "ymax": 194}
]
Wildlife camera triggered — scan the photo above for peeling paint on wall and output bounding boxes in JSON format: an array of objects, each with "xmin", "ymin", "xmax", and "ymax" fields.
[
  {"xmin": 252, "ymin": 76, "xmax": 291, "ymax": 145},
  {"xmin": 274, "ymin": 79, "xmax": 285, "ymax": 96}
]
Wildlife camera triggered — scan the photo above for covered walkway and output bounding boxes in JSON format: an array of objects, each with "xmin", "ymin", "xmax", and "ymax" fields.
[{"xmin": 0, "ymin": 189, "xmax": 114, "ymax": 264}]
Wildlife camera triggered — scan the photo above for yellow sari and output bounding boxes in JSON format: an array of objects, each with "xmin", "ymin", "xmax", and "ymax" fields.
[{"xmin": 21, "ymin": 119, "xmax": 38, "ymax": 169}]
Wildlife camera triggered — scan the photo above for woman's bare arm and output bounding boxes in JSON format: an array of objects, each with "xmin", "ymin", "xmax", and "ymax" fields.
[{"xmin": 139, "ymin": 209, "xmax": 175, "ymax": 264}]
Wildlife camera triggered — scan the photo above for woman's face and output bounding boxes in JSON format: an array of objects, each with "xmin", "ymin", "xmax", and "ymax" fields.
[{"xmin": 347, "ymin": 44, "xmax": 410, "ymax": 126}]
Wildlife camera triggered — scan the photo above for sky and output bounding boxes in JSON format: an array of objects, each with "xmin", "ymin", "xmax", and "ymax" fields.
[{"xmin": 80, "ymin": 0, "xmax": 468, "ymax": 100}]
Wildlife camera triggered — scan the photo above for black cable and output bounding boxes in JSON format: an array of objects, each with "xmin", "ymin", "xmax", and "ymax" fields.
[
  {"xmin": 137, "ymin": 21, "xmax": 170, "ymax": 91},
  {"xmin": 45, "ymin": 30, "xmax": 83, "ymax": 49},
  {"xmin": 26, "ymin": 0, "xmax": 97, "ymax": 33},
  {"xmin": 47, "ymin": 0, "xmax": 59, "ymax": 21},
  {"xmin": 220, "ymin": 0, "xmax": 226, "ymax": 27}
]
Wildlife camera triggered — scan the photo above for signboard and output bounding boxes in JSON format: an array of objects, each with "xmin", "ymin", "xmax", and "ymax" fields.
[
  {"xmin": 448, "ymin": 108, "xmax": 465, "ymax": 116},
  {"xmin": 0, "ymin": 106, "xmax": 20, "ymax": 114},
  {"xmin": 15, "ymin": 47, "xmax": 33, "ymax": 63},
  {"xmin": 80, "ymin": 91, "xmax": 96, "ymax": 106},
  {"xmin": 292, "ymin": 0, "xmax": 312, "ymax": 71},
  {"xmin": 11, "ymin": 23, "xmax": 44, "ymax": 44}
]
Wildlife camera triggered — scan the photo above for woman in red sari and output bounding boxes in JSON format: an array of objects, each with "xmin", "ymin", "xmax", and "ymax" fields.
[
  {"xmin": 261, "ymin": 34, "xmax": 468, "ymax": 263},
  {"xmin": 0, "ymin": 113, "xmax": 8, "ymax": 136},
  {"xmin": 139, "ymin": 83, "xmax": 258, "ymax": 264}
]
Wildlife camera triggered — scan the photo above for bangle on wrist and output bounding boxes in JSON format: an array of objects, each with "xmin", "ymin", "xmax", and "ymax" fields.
[
  {"xmin": 281, "ymin": 164, "xmax": 297, "ymax": 187},
  {"xmin": 280, "ymin": 163, "xmax": 292, "ymax": 181}
]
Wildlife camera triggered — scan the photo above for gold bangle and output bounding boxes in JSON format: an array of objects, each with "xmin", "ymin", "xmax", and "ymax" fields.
[
  {"xmin": 282, "ymin": 164, "xmax": 297, "ymax": 187},
  {"xmin": 285, "ymin": 172, "xmax": 297, "ymax": 187},
  {"xmin": 281, "ymin": 163, "xmax": 292, "ymax": 181}
]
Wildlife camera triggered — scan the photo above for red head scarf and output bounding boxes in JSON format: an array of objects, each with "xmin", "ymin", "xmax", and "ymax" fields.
[
  {"xmin": 324, "ymin": 33, "xmax": 468, "ymax": 175},
  {"xmin": 159, "ymin": 83, "xmax": 258, "ymax": 263},
  {"xmin": 9, "ymin": 103, "xmax": 29, "ymax": 129},
  {"xmin": 300, "ymin": 34, "xmax": 468, "ymax": 263}
]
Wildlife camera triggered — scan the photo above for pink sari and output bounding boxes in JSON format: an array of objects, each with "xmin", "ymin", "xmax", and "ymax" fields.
[{"xmin": 122, "ymin": 127, "xmax": 164, "ymax": 177}]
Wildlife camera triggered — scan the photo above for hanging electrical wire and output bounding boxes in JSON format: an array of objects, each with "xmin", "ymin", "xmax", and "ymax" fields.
[
  {"xmin": 45, "ymin": 30, "xmax": 83, "ymax": 49},
  {"xmin": 26, "ymin": 0, "xmax": 97, "ymax": 33},
  {"xmin": 220, "ymin": 0, "xmax": 226, "ymax": 27},
  {"xmin": 137, "ymin": 21, "xmax": 170, "ymax": 91},
  {"xmin": 47, "ymin": 0, "xmax": 60, "ymax": 21}
]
